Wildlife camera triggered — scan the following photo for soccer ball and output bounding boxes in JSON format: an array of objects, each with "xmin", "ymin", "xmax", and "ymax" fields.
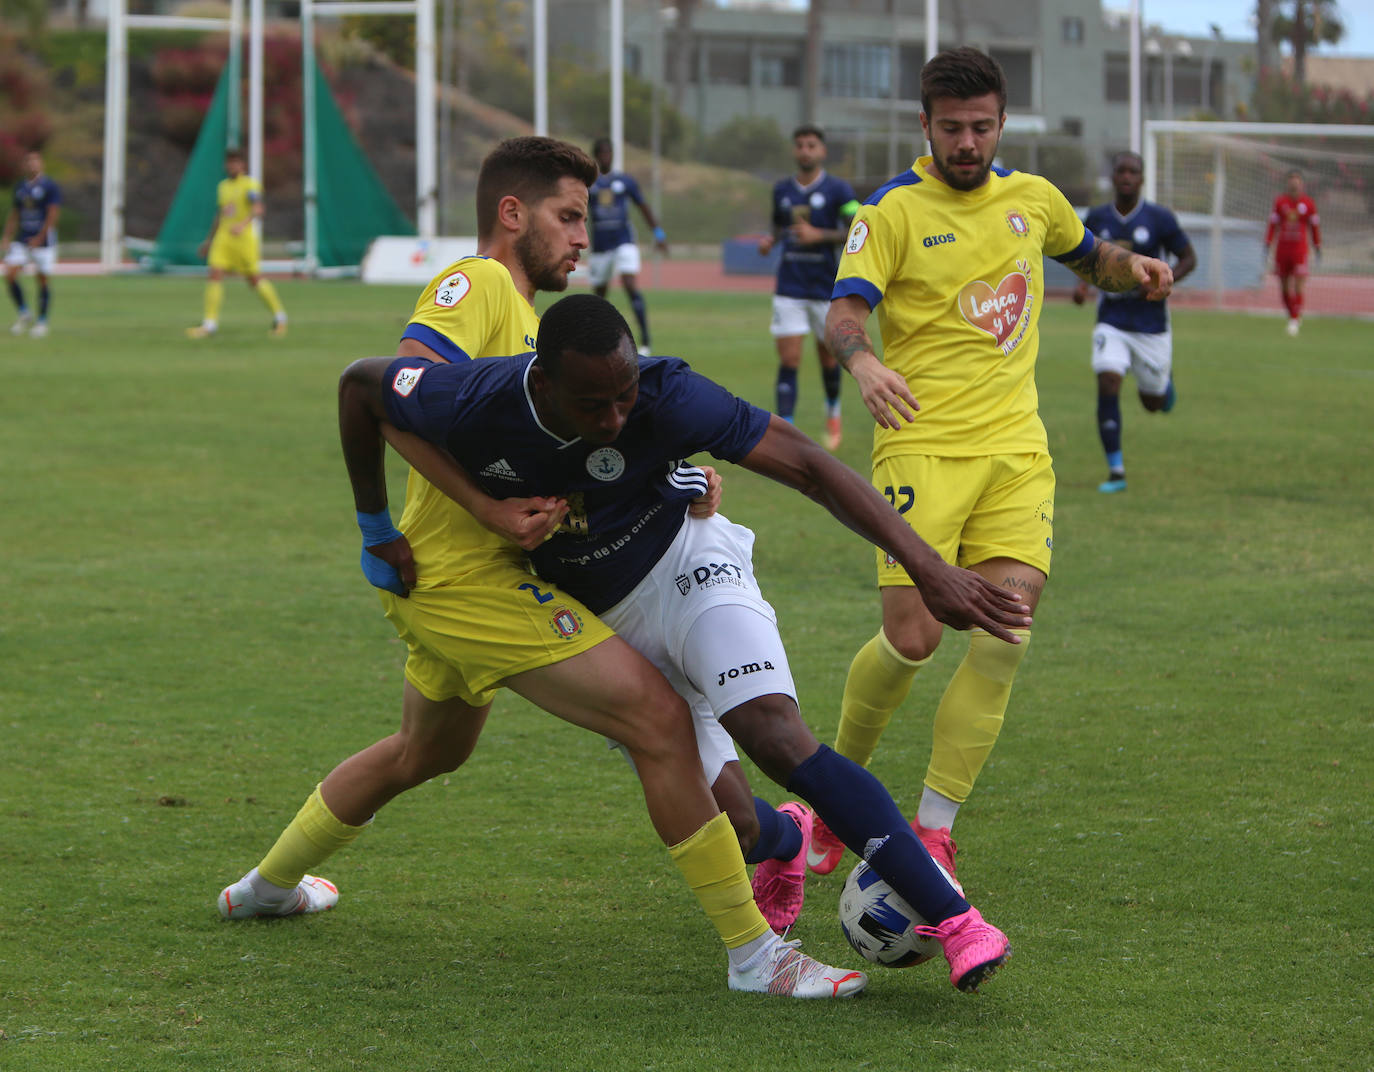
[{"xmin": 838, "ymin": 859, "xmax": 949, "ymax": 968}]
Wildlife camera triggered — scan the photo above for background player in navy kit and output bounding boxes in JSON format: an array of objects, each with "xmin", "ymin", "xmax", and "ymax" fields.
[
  {"xmin": 588, "ymin": 137, "xmax": 667, "ymax": 356},
  {"xmin": 758, "ymin": 126, "xmax": 859, "ymax": 451},
  {"xmin": 1072, "ymin": 152, "xmax": 1195, "ymax": 493},
  {"xmin": 3, "ymin": 149, "xmax": 61, "ymax": 338},
  {"xmin": 360, "ymin": 294, "xmax": 1030, "ymax": 993}
]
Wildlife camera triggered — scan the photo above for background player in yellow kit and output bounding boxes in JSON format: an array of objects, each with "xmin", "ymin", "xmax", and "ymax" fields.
[
  {"xmin": 187, "ymin": 147, "xmax": 287, "ymax": 339},
  {"xmin": 808, "ymin": 47, "xmax": 1174, "ymax": 883}
]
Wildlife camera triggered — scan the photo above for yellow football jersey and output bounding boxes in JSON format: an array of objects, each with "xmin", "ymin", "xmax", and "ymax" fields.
[
  {"xmin": 216, "ymin": 174, "xmax": 261, "ymax": 231},
  {"xmin": 397, "ymin": 256, "xmax": 541, "ymax": 586},
  {"xmin": 834, "ymin": 156, "xmax": 1091, "ymax": 460}
]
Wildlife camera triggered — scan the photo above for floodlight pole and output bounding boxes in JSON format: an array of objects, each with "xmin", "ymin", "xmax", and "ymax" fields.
[
  {"xmin": 250, "ymin": 0, "xmax": 265, "ymax": 186},
  {"xmin": 227, "ymin": 0, "xmax": 243, "ymax": 147},
  {"xmin": 101, "ymin": 0, "xmax": 128, "ymax": 270},
  {"xmin": 533, "ymin": 0, "xmax": 548, "ymax": 135},
  {"xmin": 610, "ymin": 0, "xmax": 624, "ymax": 170},
  {"xmin": 1129, "ymin": 0, "xmax": 1142, "ymax": 154}
]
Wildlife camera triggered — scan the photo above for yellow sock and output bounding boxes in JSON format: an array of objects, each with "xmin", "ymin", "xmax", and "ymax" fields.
[
  {"xmin": 667, "ymin": 812, "xmax": 770, "ymax": 949},
  {"xmin": 256, "ymin": 785, "xmax": 368, "ymax": 889},
  {"xmin": 926, "ymin": 629, "xmax": 1031, "ymax": 802},
  {"xmin": 834, "ymin": 630, "xmax": 931, "ymax": 767},
  {"xmin": 204, "ymin": 280, "xmax": 223, "ymax": 324},
  {"xmin": 255, "ymin": 278, "xmax": 285, "ymax": 318}
]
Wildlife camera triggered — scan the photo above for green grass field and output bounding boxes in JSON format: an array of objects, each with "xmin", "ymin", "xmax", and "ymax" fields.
[{"xmin": 1, "ymin": 277, "xmax": 1370, "ymax": 1070}]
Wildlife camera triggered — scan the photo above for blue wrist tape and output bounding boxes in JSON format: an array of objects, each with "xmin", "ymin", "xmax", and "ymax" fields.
[
  {"xmin": 653, "ymin": 227, "xmax": 666, "ymax": 243},
  {"xmin": 356, "ymin": 509, "xmax": 401, "ymax": 547}
]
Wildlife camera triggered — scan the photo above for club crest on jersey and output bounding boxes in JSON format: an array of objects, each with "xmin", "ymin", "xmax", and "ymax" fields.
[
  {"xmin": 586, "ymin": 447, "xmax": 626, "ymax": 482},
  {"xmin": 549, "ymin": 607, "xmax": 585, "ymax": 639},
  {"xmin": 958, "ymin": 258, "xmax": 1035, "ymax": 354},
  {"xmin": 391, "ymin": 367, "xmax": 425, "ymax": 397},
  {"xmin": 1006, "ymin": 211, "xmax": 1029, "ymax": 236},
  {"xmin": 845, "ymin": 221, "xmax": 869, "ymax": 254},
  {"xmin": 434, "ymin": 271, "xmax": 471, "ymax": 308}
]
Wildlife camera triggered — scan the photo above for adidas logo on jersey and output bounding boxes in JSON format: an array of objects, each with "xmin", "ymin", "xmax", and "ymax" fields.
[{"xmin": 481, "ymin": 457, "xmax": 520, "ymax": 481}]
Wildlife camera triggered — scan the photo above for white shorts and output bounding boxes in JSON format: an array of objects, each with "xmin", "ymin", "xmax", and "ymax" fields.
[
  {"xmin": 600, "ymin": 513, "xmax": 796, "ymax": 785},
  {"xmin": 587, "ymin": 244, "xmax": 641, "ymax": 288},
  {"xmin": 1091, "ymin": 322, "xmax": 1172, "ymax": 396},
  {"xmin": 770, "ymin": 294, "xmax": 828, "ymax": 339},
  {"xmin": 5, "ymin": 242, "xmax": 57, "ymax": 275}
]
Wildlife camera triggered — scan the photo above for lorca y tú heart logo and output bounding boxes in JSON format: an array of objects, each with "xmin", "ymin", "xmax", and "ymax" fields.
[{"xmin": 958, "ymin": 270, "xmax": 1029, "ymax": 348}]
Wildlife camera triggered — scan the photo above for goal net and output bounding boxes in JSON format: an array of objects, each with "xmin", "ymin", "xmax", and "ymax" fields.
[{"xmin": 1143, "ymin": 121, "xmax": 1374, "ymax": 318}]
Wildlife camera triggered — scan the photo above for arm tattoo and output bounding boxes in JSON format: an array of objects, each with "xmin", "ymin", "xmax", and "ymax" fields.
[
  {"xmin": 829, "ymin": 317, "xmax": 874, "ymax": 371},
  {"xmin": 1063, "ymin": 237, "xmax": 1140, "ymax": 293}
]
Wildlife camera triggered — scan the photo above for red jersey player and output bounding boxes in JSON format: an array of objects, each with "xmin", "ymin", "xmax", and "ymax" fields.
[{"xmin": 1265, "ymin": 169, "xmax": 1321, "ymax": 336}]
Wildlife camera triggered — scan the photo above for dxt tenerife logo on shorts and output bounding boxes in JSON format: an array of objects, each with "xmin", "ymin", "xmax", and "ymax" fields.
[
  {"xmin": 689, "ymin": 561, "xmax": 746, "ymax": 592},
  {"xmin": 548, "ymin": 606, "xmax": 585, "ymax": 640},
  {"xmin": 586, "ymin": 447, "xmax": 626, "ymax": 482},
  {"xmin": 716, "ymin": 660, "xmax": 777, "ymax": 688}
]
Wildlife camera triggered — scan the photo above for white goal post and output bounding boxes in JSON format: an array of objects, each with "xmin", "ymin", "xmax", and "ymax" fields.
[{"xmin": 1143, "ymin": 120, "xmax": 1374, "ymax": 317}]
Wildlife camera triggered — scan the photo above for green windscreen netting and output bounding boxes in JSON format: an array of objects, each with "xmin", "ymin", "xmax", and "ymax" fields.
[
  {"xmin": 152, "ymin": 60, "xmax": 413, "ymax": 269},
  {"xmin": 312, "ymin": 62, "xmax": 415, "ymax": 266},
  {"xmin": 150, "ymin": 68, "xmax": 231, "ymax": 267}
]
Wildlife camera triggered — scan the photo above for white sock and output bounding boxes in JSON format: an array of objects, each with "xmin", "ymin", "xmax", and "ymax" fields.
[
  {"xmin": 245, "ymin": 866, "xmax": 296, "ymax": 906},
  {"xmin": 916, "ymin": 787, "xmax": 960, "ymax": 832},
  {"xmin": 729, "ymin": 931, "xmax": 779, "ymax": 970}
]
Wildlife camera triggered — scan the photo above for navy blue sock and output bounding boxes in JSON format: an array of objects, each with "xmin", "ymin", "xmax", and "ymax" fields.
[
  {"xmin": 7, "ymin": 279, "xmax": 25, "ymax": 312},
  {"xmin": 745, "ymin": 797, "xmax": 802, "ymax": 864},
  {"xmin": 628, "ymin": 290, "xmax": 649, "ymax": 348},
  {"xmin": 775, "ymin": 366, "xmax": 798, "ymax": 418},
  {"xmin": 788, "ymin": 745, "xmax": 968, "ymax": 924},
  {"xmin": 38, "ymin": 283, "xmax": 49, "ymax": 320},
  {"xmin": 821, "ymin": 365, "xmax": 842, "ymax": 408},
  {"xmin": 1097, "ymin": 393, "xmax": 1123, "ymax": 470}
]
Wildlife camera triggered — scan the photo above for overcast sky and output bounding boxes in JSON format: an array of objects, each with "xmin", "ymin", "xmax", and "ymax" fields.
[{"xmin": 1114, "ymin": 1, "xmax": 1372, "ymax": 56}]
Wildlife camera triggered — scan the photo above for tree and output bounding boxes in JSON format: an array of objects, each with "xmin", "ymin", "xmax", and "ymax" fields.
[
  {"xmin": 1255, "ymin": 0, "xmax": 1278, "ymax": 79},
  {"xmin": 1271, "ymin": 0, "xmax": 1345, "ymax": 86}
]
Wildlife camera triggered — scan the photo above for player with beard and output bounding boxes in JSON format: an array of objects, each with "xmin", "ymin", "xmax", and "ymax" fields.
[
  {"xmin": 217, "ymin": 138, "xmax": 867, "ymax": 999},
  {"xmin": 808, "ymin": 48, "xmax": 1174, "ymax": 884}
]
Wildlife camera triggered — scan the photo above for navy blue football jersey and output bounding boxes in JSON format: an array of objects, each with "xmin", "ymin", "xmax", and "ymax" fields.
[
  {"xmin": 771, "ymin": 171, "xmax": 858, "ymax": 300},
  {"xmin": 382, "ymin": 352, "xmax": 772, "ymax": 612},
  {"xmin": 1082, "ymin": 200, "xmax": 1191, "ymax": 334},
  {"xmin": 11, "ymin": 175, "xmax": 61, "ymax": 246},
  {"xmin": 588, "ymin": 171, "xmax": 646, "ymax": 253}
]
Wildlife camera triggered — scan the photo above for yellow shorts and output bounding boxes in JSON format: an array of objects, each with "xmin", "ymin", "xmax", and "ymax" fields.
[
  {"xmin": 380, "ymin": 561, "xmax": 614, "ymax": 707},
  {"xmin": 208, "ymin": 233, "xmax": 260, "ymax": 277},
  {"xmin": 873, "ymin": 452, "xmax": 1055, "ymax": 584}
]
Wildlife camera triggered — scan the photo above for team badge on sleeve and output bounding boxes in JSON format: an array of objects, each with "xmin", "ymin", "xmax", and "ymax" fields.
[
  {"xmin": 434, "ymin": 272, "xmax": 471, "ymax": 308},
  {"xmin": 392, "ymin": 366, "xmax": 425, "ymax": 397},
  {"xmin": 845, "ymin": 221, "xmax": 869, "ymax": 254}
]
